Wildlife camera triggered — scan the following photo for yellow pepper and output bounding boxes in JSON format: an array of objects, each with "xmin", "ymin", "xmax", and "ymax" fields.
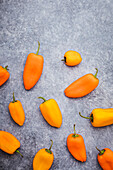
[
  {"xmin": 38, "ymin": 97, "xmax": 62, "ymax": 128},
  {"xmin": 79, "ymin": 108, "xmax": 113, "ymax": 127},
  {"xmin": 61, "ymin": 50, "xmax": 82, "ymax": 66},
  {"xmin": 33, "ymin": 140, "xmax": 54, "ymax": 170}
]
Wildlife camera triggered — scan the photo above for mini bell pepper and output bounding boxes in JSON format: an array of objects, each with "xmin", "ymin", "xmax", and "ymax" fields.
[
  {"xmin": 61, "ymin": 50, "xmax": 82, "ymax": 66},
  {"xmin": 8, "ymin": 92, "xmax": 25, "ymax": 126},
  {"xmin": 38, "ymin": 97, "xmax": 62, "ymax": 128},
  {"xmin": 96, "ymin": 147, "xmax": 113, "ymax": 170},
  {"xmin": 64, "ymin": 68, "xmax": 99, "ymax": 98},
  {"xmin": 0, "ymin": 131, "xmax": 23, "ymax": 157},
  {"xmin": 79, "ymin": 108, "xmax": 113, "ymax": 127},
  {"xmin": 23, "ymin": 41, "xmax": 44, "ymax": 90},
  {"xmin": 67, "ymin": 124, "xmax": 87, "ymax": 162},
  {"xmin": 0, "ymin": 65, "xmax": 10, "ymax": 86},
  {"xmin": 33, "ymin": 140, "xmax": 54, "ymax": 170}
]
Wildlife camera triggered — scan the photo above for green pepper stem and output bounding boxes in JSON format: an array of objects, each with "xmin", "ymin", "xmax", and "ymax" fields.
[
  {"xmin": 16, "ymin": 150, "xmax": 23, "ymax": 157},
  {"xmin": 74, "ymin": 124, "xmax": 76, "ymax": 136},
  {"xmin": 38, "ymin": 97, "xmax": 47, "ymax": 102},
  {"xmin": 49, "ymin": 140, "xmax": 53, "ymax": 151},
  {"xmin": 96, "ymin": 147, "xmax": 105, "ymax": 155},
  {"xmin": 96, "ymin": 147, "xmax": 101, "ymax": 152},
  {"xmin": 94, "ymin": 68, "xmax": 98, "ymax": 78},
  {"xmin": 61, "ymin": 59, "xmax": 65, "ymax": 61},
  {"xmin": 13, "ymin": 92, "xmax": 16, "ymax": 103},
  {"xmin": 79, "ymin": 112, "xmax": 93, "ymax": 120},
  {"xmin": 36, "ymin": 41, "xmax": 40, "ymax": 55},
  {"xmin": 4, "ymin": 65, "xmax": 8, "ymax": 70}
]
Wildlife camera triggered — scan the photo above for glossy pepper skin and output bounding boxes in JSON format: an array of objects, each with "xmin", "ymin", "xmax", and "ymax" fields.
[
  {"xmin": 0, "ymin": 131, "xmax": 23, "ymax": 156},
  {"xmin": 38, "ymin": 97, "xmax": 62, "ymax": 128},
  {"xmin": 62, "ymin": 50, "xmax": 82, "ymax": 66},
  {"xmin": 96, "ymin": 147, "xmax": 113, "ymax": 170},
  {"xmin": 0, "ymin": 65, "xmax": 10, "ymax": 86},
  {"xmin": 64, "ymin": 68, "xmax": 99, "ymax": 98},
  {"xmin": 23, "ymin": 41, "xmax": 44, "ymax": 90},
  {"xmin": 79, "ymin": 108, "xmax": 113, "ymax": 127},
  {"xmin": 67, "ymin": 124, "xmax": 87, "ymax": 162},
  {"xmin": 8, "ymin": 92, "xmax": 25, "ymax": 126},
  {"xmin": 33, "ymin": 140, "xmax": 54, "ymax": 170}
]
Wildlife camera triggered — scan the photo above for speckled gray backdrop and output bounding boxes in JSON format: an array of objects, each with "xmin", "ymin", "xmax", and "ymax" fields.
[{"xmin": 0, "ymin": 0, "xmax": 113, "ymax": 169}]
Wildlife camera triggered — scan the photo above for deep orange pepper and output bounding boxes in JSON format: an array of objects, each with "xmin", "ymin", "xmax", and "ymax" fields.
[
  {"xmin": 67, "ymin": 124, "xmax": 87, "ymax": 162},
  {"xmin": 64, "ymin": 68, "xmax": 99, "ymax": 98},
  {"xmin": 96, "ymin": 147, "xmax": 113, "ymax": 170},
  {"xmin": 0, "ymin": 65, "xmax": 10, "ymax": 86},
  {"xmin": 23, "ymin": 42, "xmax": 44, "ymax": 90}
]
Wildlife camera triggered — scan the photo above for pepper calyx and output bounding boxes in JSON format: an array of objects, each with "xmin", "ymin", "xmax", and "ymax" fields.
[
  {"xmin": 72, "ymin": 134, "xmax": 79, "ymax": 138},
  {"xmin": 61, "ymin": 56, "xmax": 66, "ymax": 63},
  {"xmin": 45, "ymin": 140, "xmax": 53, "ymax": 154},
  {"xmin": 96, "ymin": 147, "xmax": 105, "ymax": 156},
  {"xmin": 45, "ymin": 149, "xmax": 52, "ymax": 154}
]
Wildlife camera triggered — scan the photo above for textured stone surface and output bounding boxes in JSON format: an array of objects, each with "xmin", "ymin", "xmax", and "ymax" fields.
[{"xmin": 0, "ymin": 0, "xmax": 113, "ymax": 169}]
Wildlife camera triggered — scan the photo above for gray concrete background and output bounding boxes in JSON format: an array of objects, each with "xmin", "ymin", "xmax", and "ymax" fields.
[{"xmin": 0, "ymin": 0, "xmax": 113, "ymax": 169}]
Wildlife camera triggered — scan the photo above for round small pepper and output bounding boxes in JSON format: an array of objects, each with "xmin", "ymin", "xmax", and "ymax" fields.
[{"xmin": 61, "ymin": 50, "xmax": 82, "ymax": 66}]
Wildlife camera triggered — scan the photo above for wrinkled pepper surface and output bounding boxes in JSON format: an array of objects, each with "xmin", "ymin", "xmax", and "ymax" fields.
[
  {"xmin": 64, "ymin": 68, "xmax": 99, "ymax": 98},
  {"xmin": 67, "ymin": 124, "xmax": 87, "ymax": 162},
  {"xmin": 79, "ymin": 108, "xmax": 113, "ymax": 127},
  {"xmin": 0, "ymin": 65, "xmax": 10, "ymax": 86},
  {"xmin": 0, "ymin": 131, "xmax": 23, "ymax": 156},
  {"xmin": 96, "ymin": 147, "xmax": 113, "ymax": 170},
  {"xmin": 8, "ymin": 92, "xmax": 25, "ymax": 126},
  {"xmin": 33, "ymin": 140, "xmax": 54, "ymax": 170},
  {"xmin": 23, "ymin": 41, "xmax": 44, "ymax": 90},
  {"xmin": 62, "ymin": 50, "xmax": 82, "ymax": 66},
  {"xmin": 38, "ymin": 97, "xmax": 62, "ymax": 128}
]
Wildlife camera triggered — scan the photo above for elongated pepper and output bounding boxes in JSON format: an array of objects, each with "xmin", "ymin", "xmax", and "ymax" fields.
[
  {"xmin": 64, "ymin": 68, "xmax": 99, "ymax": 98},
  {"xmin": 79, "ymin": 108, "xmax": 113, "ymax": 127}
]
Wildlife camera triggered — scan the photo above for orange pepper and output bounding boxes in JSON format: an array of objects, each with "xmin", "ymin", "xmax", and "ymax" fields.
[
  {"xmin": 62, "ymin": 50, "xmax": 82, "ymax": 66},
  {"xmin": 0, "ymin": 65, "xmax": 10, "ymax": 86},
  {"xmin": 33, "ymin": 140, "xmax": 54, "ymax": 170},
  {"xmin": 8, "ymin": 92, "xmax": 25, "ymax": 126},
  {"xmin": 0, "ymin": 131, "xmax": 23, "ymax": 157},
  {"xmin": 67, "ymin": 124, "xmax": 87, "ymax": 162},
  {"xmin": 23, "ymin": 41, "xmax": 44, "ymax": 90},
  {"xmin": 96, "ymin": 147, "xmax": 113, "ymax": 170},
  {"xmin": 64, "ymin": 68, "xmax": 99, "ymax": 98}
]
